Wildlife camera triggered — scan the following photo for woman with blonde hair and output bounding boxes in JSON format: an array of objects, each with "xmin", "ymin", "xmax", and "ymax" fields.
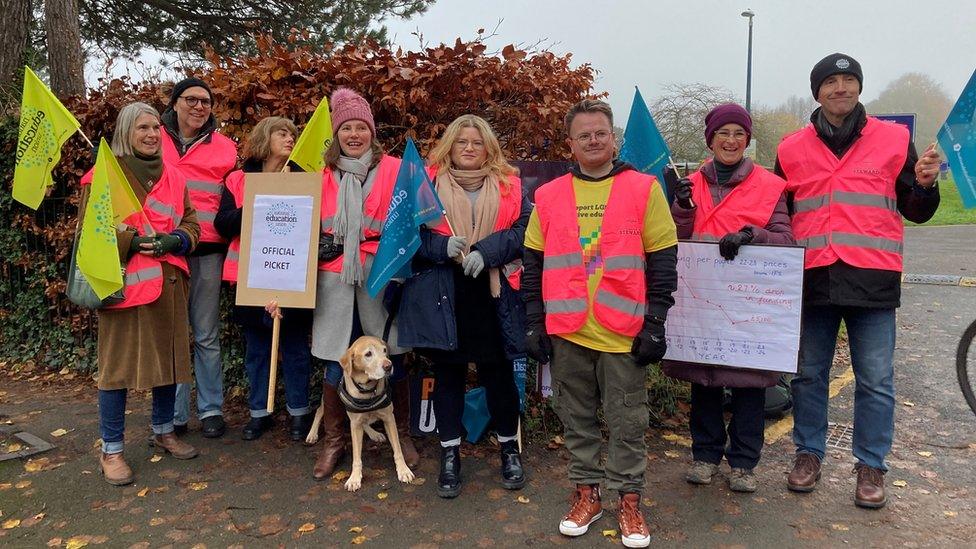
[
  {"xmin": 215, "ymin": 116, "xmax": 314, "ymax": 441},
  {"xmin": 81, "ymin": 101, "xmax": 201, "ymax": 485},
  {"xmin": 399, "ymin": 114, "xmax": 530, "ymax": 498}
]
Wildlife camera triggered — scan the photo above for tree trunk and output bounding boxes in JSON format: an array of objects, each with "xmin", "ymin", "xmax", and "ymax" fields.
[
  {"xmin": 44, "ymin": 0, "xmax": 85, "ymax": 97},
  {"xmin": 0, "ymin": 0, "xmax": 33, "ymax": 101}
]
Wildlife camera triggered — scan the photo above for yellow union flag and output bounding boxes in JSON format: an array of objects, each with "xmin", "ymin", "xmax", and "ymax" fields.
[
  {"xmin": 287, "ymin": 97, "xmax": 333, "ymax": 173},
  {"xmin": 76, "ymin": 139, "xmax": 138, "ymax": 299},
  {"xmin": 12, "ymin": 66, "xmax": 81, "ymax": 209}
]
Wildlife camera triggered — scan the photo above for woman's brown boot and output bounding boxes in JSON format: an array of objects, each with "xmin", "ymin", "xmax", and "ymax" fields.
[{"xmin": 312, "ymin": 383, "xmax": 347, "ymax": 480}]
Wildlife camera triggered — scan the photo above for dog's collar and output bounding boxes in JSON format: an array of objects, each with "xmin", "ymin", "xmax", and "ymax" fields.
[
  {"xmin": 351, "ymin": 376, "xmax": 379, "ymax": 394},
  {"xmin": 338, "ymin": 375, "xmax": 392, "ymax": 413}
]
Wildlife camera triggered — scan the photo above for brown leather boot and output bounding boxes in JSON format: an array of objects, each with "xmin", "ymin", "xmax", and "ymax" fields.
[
  {"xmin": 99, "ymin": 452, "xmax": 134, "ymax": 486},
  {"xmin": 393, "ymin": 377, "xmax": 420, "ymax": 468},
  {"xmin": 787, "ymin": 453, "xmax": 822, "ymax": 493},
  {"xmin": 854, "ymin": 464, "xmax": 887, "ymax": 509},
  {"xmin": 152, "ymin": 433, "xmax": 199, "ymax": 460},
  {"xmin": 312, "ymin": 383, "xmax": 347, "ymax": 480}
]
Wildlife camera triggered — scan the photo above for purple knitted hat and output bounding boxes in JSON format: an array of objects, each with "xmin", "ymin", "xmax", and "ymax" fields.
[
  {"xmin": 704, "ymin": 103, "xmax": 752, "ymax": 147},
  {"xmin": 330, "ymin": 88, "xmax": 376, "ymax": 136}
]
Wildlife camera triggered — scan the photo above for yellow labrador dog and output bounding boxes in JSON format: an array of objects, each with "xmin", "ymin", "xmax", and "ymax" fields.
[{"xmin": 306, "ymin": 336, "xmax": 414, "ymax": 491}]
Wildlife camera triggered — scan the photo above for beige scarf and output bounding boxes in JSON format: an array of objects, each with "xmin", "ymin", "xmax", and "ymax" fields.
[{"xmin": 436, "ymin": 167, "xmax": 503, "ymax": 297}]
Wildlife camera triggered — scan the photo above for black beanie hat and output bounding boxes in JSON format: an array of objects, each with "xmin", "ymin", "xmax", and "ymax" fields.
[
  {"xmin": 169, "ymin": 77, "xmax": 213, "ymax": 107},
  {"xmin": 810, "ymin": 53, "xmax": 863, "ymax": 99}
]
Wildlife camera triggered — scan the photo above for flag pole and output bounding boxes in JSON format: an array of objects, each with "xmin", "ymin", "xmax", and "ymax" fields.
[
  {"xmin": 76, "ymin": 128, "xmax": 94, "ymax": 149},
  {"xmin": 667, "ymin": 155, "xmax": 694, "ymax": 209}
]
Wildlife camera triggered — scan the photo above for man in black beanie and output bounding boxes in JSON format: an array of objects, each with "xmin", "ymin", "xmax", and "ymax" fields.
[
  {"xmin": 160, "ymin": 77, "xmax": 238, "ymax": 439},
  {"xmin": 774, "ymin": 53, "xmax": 942, "ymax": 509}
]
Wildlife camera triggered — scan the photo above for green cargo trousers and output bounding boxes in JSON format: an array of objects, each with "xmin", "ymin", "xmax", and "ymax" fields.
[{"xmin": 550, "ymin": 336, "xmax": 649, "ymax": 494}]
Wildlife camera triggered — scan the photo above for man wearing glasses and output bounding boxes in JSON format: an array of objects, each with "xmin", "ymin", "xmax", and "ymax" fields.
[
  {"xmin": 522, "ymin": 99, "xmax": 677, "ymax": 548},
  {"xmin": 160, "ymin": 77, "xmax": 238, "ymax": 438}
]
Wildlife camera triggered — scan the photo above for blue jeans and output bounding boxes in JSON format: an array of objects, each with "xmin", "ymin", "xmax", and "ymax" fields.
[
  {"xmin": 99, "ymin": 385, "xmax": 177, "ymax": 454},
  {"xmin": 243, "ymin": 323, "xmax": 311, "ymax": 417},
  {"xmin": 323, "ymin": 354, "xmax": 406, "ymax": 387},
  {"xmin": 792, "ymin": 305, "xmax": 896, "ymax": 470},
  {"xmin": 176, "ymin": 253, "xmax": 225, "ymax": 424}
]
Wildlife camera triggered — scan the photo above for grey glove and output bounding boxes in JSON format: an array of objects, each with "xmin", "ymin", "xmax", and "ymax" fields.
[
  {"xmin": 462, "ymin": 250, "xmax": 485, "ymax": 277},
  {"xmin": 446, "ymin": 235, "xmax": 467, "ymax": 259}
]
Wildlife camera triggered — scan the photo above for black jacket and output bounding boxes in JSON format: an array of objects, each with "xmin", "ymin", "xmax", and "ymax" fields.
[
  {"xmin": 774, "ymin": 108, "xmax": 940, "ymax": 308},
  {"xmin": 397, "ymin": 193, "xmax": 532, "ymax": 360}
]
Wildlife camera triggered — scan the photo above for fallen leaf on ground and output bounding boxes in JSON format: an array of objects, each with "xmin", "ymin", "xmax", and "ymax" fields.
[
  {"xmin": 2, "ymin": 519, "xmax": 21, "ymax": 529},
  {"xmin": 149, "ymin": 455, "xmax": 162, "ymax": 463},
  {"xmin": 830, "ymin": 524, "xmax": 849, "ymax": 531},
  {"xmin": 149, "ymin": 518, "xmax": 165, "ymax": 526},
  {"xmin": 25, "ymin": 457, "xmax": 59, "ymax": 472},
  {"xmin": 408, "ymin": 477, "xmax": 426, "ymax": 485},
  {"xmin": 298, "ymin": 523, "xmax": 316, "ymax": 533},
  {"xmin": 351, "ymin": 535, "xmax": 367, "ymax": 544},
  {"xmin": 15, "ymin": 480, "xmax": 31, "ymax": 489},
  {"xmin": 945, "ymin": 511, "xmax": 957, "ymax": 517},
  {"xmin": 0, "ymin": 483, "xmax": 10, "ymax": 490},
  {"xmin": 902, "ymin": 401, "xmax": 916, "ymax": 407},
  {"xmin": 664, "ymin": 451, "xmax": 681, "ymax": 459},
  {"xmin": 917, "ymin": 451, "xmax": 933, "ymax": 457},
  {"xmin": 332, "ymin": 471, "xmax": 349, "ymax": 481},
  {"xmin": 137, "ymin": 488, "xmax": 149, "ymax": 497},
  {"xmin": 662, "ymin": 432, "xmax": 693, "ymax": 447},
  {"xmin": 376, "ymin": 492, "xmax": 388, "ymax": 500},
  {"xmin": 892, "ymin": 480, "xmax": 908, "ymax": 487},
  {"xmin": 188, "ymin": 482, "xmax": 208, "ymax": 491},
  {"xmin": 517, "ymin": 496, "xmax": 530, "ymax": 504},
  {"xmin": 349, "ymin": 526, "xmax": 364, "ymax": 533},
  {"xmin": 46, "ymin": 538, "xmax": 62, "ymax": 547},
  {"xmin": 65, "ymin": 536, "xmax": 90, "ymax": 549},
  {"xmin": 920, "ymin": 470, "xmax": 938, "ymax": 479},
  {"xmin": 6, "ymin": 443, "xmax": 22, "ymax": 452},
  {"xmin": 601, "ymin": 529, "xmax": 618, "ymax": 538},
  {"xmin": 50, "ymin": 428, "xmax": 69, "ymax": 438}
]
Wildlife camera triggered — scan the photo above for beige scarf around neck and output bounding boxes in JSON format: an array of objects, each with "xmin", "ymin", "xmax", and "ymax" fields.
[{"xmin": 436, "ymin": 167, "xmax": 503, "ymax": 297}]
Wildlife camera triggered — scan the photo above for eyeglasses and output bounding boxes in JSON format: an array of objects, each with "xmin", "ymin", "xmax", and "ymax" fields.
[
  {"xmin": 180, "ymin": 95, "xmax": 212, "ymax": 108},
  {"xmin": 572, "ymin": 130, "xmax": 612, "ymax": 144},
  {"xmin": 714, "ymin": 129, "xmax": 748, "ymax": 142},
  {"xmin": 454, "ymin": 139, "xmax": 485, "ymax": 149}
]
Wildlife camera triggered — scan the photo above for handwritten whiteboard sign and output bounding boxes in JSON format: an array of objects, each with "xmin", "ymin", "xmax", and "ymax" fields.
[{"xmin": 664, "ymin": 241, "xmax": 804, "ymax": 373}]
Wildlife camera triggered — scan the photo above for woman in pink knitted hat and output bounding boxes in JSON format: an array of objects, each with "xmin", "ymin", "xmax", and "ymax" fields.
[{"xmin": 305, "ymin": 88, "xmax": 420, "ymax": 480}]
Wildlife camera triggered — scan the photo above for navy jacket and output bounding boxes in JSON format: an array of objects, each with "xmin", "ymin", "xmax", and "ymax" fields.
[{"xmin": 397, "ymin": 193, "xmax": 531, "ymax": 360}]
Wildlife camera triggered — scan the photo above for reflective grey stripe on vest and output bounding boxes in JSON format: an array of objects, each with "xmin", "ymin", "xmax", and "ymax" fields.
[
  {"xmin": 793, "ymin": 194, "xmax": 830, "ymax": 213},
  {"xmin": 197, "ymin": 210, "xmax": 216, "ymax": 223},
  {"xmin": 544, "ymin": 251, "xmax": 583, "ymax": 269},
  {"xmin": 690, "ymin": 233, "xmax": 719, "ymax": 242},
  {"xmin": 798, "ymin": 235, "xmax": 829, "ymax": 249},
  {"xmin": 144, "ymin": 197, "xmax": 182, "ymax": 228},
  {"xmin": 186, "ymin": 179, "xmax": 223, "ymax": 195},
  {"xmin": 364, "ymin": 215, "xmax": 384, "ymax": 232},
  {"xmin": 595, "ymin": 289, "xmax": 645, "ymax": 317},
  {"xmin": 226, "ymin": 249, "xmax": 239, "ymax": 261},
  {"xmin": 832, "ymin": 191, "xmax": 897, "ymax": 212},
  {"xmin": 605, "ymin": 255, "xmax": 644, "ymax": 270},
  {"xmin": 832, "ymin": 232, "xmax": 903, "ymax": 253},
  {"xmin": 126, "ymin": 265, "xmax": 163, "ymax": 284},
  {"xmin": 141, "ymin": 223, "xmax": 154, "ymax": 235},
  {"xmin": 544, "ymin": 298, "xmax": 589, "ymax": 314},
  {"xmin": 794, "ymin": 191, "xmax": 896, "ymax": 214}
]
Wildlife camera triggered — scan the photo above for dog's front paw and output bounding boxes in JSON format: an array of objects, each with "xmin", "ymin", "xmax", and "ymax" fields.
[
  {"xmin": 396, "ymin": 465, "xmax": 415, "ymax": 484},
  {"xmin": 305, "ymin": 432, "xmax": 320, "ymax": 445},
  {"xmin": 345, "ymin": 473, "xmax": 362, "ymax": 492},
  {"xmin": 365, "ymin": 429, "xmax": 386, "ymax": 443}
]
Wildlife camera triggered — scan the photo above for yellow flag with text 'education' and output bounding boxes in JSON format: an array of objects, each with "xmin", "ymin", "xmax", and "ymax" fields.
[
  {"xmin": 77, "ymin": 139, "xmax": 134, "ymax": 299},
  {"xmin": 12, "ymin": 66, "xmax": 81, "ymax": 209},
  {"xmin": 287, "ymin": 97, "xmax": 333, "ymax": 173}
]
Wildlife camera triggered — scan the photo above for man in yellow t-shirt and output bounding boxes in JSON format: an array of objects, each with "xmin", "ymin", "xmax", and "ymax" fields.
[{"xmin": 522, "ymin": 99, "xmax": 677, "ymax": 548}]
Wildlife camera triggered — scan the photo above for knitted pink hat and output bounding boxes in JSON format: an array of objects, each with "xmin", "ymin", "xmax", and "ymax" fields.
[{"xmin": 330, "ymin": 88, "xmax": 376, "ymax": 136}]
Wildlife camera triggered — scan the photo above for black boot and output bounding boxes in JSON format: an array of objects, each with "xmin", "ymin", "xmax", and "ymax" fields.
[
  {"xmin": 500, "ymin": 440, "xmax": 526, "ymax": 490},
  {"xmin": 289, "ymin": 413, "xmax": 314, "ymax": 441},
  {"xmin": 437, "ymin": 445, "xmax": 462, "ymax": 499},
  {"xmin": 242, "ymin": 416, "xmax": 273, "ymax": 441}
]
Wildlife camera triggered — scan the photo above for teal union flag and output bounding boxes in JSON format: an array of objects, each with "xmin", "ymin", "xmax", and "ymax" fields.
[{"xmin": 366, "ymin": 138, "xmax": 445, "ymax": 297}]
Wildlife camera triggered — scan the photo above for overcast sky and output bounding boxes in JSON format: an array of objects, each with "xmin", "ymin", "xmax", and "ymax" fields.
[{"xmin": 382, "ymin": 0, "xmax": 976, "ymax": 116}]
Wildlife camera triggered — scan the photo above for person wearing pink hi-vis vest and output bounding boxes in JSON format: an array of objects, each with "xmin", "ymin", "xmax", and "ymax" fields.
[{"xmin": 160, "ymin": 77, "xmax": 238, "ymax": 438}]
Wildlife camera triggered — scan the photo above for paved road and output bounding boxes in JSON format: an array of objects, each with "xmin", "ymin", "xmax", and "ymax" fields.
[{"xmin": 1, "ymin": 225, "xmax": 975, "ymax": 547}]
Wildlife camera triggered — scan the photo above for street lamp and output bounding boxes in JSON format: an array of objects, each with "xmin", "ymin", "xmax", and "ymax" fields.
[{"xmin": 741, "ymin": 9, "xmax": 755, "ymax": 113}]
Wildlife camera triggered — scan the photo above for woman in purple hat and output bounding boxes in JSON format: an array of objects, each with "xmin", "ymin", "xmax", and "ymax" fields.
[{"xmin": 663, "ymin": 103, "xmax": 795, "ymax": 493}]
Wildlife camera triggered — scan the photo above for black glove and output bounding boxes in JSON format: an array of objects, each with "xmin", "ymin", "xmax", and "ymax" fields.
[
  {"xmin": 129, "ymin": 235, "xmax": 155, "ymax": 255},
  {"xmin": 631, "ymin": 317, "xmax": 667, "ymax": 366},
  {"xmin": 154, "ymin": 233, "xmax": 182, "ymax": 256},
  {"xmin": 718, "ymin": 227, "xmax": 754, "ymax": 260},
  {"xmin": 318, "ymin": 232, "xmax": 343, "ymax": 262},
  {"xmin": 524, "ymin": 301, "xmax": 552, "ymax": 364},
  {"xmin": 674, "ymin": 177, "xmax": 693, "ymax": 209}
]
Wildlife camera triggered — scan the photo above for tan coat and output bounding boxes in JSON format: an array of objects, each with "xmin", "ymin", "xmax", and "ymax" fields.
[{"xmin": 81, "ymin": 164, "xmax": 201, "ymax": 390}]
